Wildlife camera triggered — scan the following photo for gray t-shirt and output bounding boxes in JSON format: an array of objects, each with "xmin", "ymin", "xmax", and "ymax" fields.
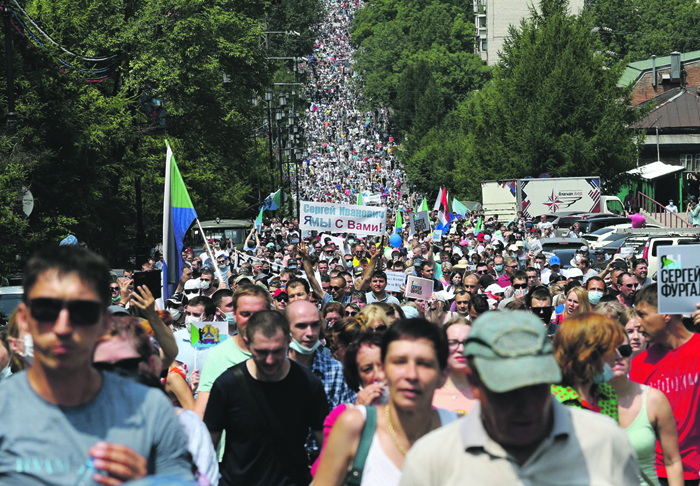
[{"xmin": 0, "ymin": 370, "xmax": 193, "ymax": 485}]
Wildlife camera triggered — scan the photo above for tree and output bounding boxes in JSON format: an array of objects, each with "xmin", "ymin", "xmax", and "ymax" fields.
[
  {"xmin": 450, "ymin": 0, "xmax": 645, "ymax": 199},
  {"xmin": 0, "ymin": 0, "xmax": 307, "ymax": 265},
  {"xmin": 589, "ymin": 0, "xmax": 700, "ymax": 62}
]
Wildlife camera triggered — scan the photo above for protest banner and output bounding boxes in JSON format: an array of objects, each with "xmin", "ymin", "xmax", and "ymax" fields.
[
  {"xmin": 364, "ymin": 194, "xmax": 381, "ymax": 205},
  {"xmin": 405, "ymin": 276, "xmax": 433, "ymax": 301},
  {"xmin": 410, "ymin": 211, "xmax": 431, "ymax": 234},
  {"xmin": 385, "ymin": 271, "xmax": 406, "ymax": 292},
  {"xmin": 657, "ymin": 245, "xmax": 700, "ymax": 314},
  {"xmin": 300, "ymin": 201, "xmax": 387, "ymax": 236},
  {"xmin": 191, "ymin": 321, "xmax": 228, "ymax": 349},
  {"xmin": 432, "ymin": 230, "xmax": 443, "ymax": 242}
]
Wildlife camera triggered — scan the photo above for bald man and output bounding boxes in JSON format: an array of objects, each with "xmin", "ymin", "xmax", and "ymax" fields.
[{"xmin": 286, "ymin": 300, "xmax": 356, "ymax": 457}]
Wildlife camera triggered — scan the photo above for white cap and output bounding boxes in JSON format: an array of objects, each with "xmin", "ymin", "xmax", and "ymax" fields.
[
  {"xmin": 184, "ymin": 279, "xmax": 202, "ymax": 290},
  {"xmin": 508, "ymin": 244, "xmax": 518, "ymax": 252},
  {"xmin": 486, "ymin": 283, "xmax": 506, "ymax": 295},
  {"xmin": 567, "ymin": 268, "xmax": 584, "ymax": 278}
]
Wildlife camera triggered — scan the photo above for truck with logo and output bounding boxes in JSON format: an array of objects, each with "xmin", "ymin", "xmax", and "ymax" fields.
[{"xmin": 481, "ymin": 176, "xmax": 624, "ymax": 220}]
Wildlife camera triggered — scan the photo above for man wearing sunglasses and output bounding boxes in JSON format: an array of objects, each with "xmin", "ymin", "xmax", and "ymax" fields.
[
  {"xmin": 0, "ymin": 246, "xmax": 193, "ymax": 484},
  {"xmin": 616, "ymin": 273, "xmax": 639, "ymax": 308},
  {"xmin": 498, "ymin": 272, "xmax": 529, "ymax": 310}
]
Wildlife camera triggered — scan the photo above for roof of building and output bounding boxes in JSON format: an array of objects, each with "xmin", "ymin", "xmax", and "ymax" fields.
[
  {"xmin": 626, "ymin": 161, "xmax": 685, "ymax": 180},
  {"xmin": 619, "ymin": 50, "xmax": 700, "ymax": 87},
  {"xmin": 633, "ymin": 87, "xmax": 700, "ymax": 129}
]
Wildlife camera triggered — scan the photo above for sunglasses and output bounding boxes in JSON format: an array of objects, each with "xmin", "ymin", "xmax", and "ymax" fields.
[
  {"xmin": 275, "ymin": 297, "xmax": 289, "ymax": 303},
  {"xmin": 617, "ymin": 344, "xmax": 633, "ymax": 358},
  {"xmin": 330, "ymin": 286, "xmax": 344, "ymax": 291},
  {"xmin": 624, "ymin": 283, "xmax": 639, "ymax": 289},
  {"xmin": 513, "ymin": 284, "xmax": 528, "ymax": 290},
  {"xmin": 27, "ymin": 298, "xmax": 103, "ymax": 326},
  {"xmin": 110, "ymin": 286, "xmax": 119, "ymax": 292},
  {"xmin": 369, "ymin": 325, "xmax": 387, "ymax": 333},
  {"xmin": 447, "ymin": 339, "xmax": 469, "ymax": 349},
  {"xmin": 345, "ymin": 311, "xmax": 358, "ymax": 317},
  {"xmin": 476, "ymin": 270, "xmax": 488, "ymax": 275},
  {"xmin": 184, "ymin": 289, "xmax": 200, "ymax": 295}
]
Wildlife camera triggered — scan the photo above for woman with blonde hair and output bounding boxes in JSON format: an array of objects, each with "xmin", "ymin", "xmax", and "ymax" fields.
[
  {"xmin": 329, "ymin": 315, "xmax": 369, "ymax": 362},
  {"xmin": 552, "ymin": 313, "xmax": 625, "ymax": 421},
  {"xmin": 360, "ymin": 303, "xmax": 390, "ymax": 332},
  {"xmin": 564, "ymin": 286, "xmax": 591, "ymax": 317}
]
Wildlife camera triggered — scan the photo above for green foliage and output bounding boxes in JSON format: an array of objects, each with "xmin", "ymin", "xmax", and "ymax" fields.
[
  {"xmin": 452, "ymin": 0, "xmax": 645, "ymax": 198},
  {"xmin": 588, "ymin": 0, "xmax": 700, "ymax": 62},
  {"xmin": 0, "ymin": 0, "xmax": 309, "ymax": 266}
]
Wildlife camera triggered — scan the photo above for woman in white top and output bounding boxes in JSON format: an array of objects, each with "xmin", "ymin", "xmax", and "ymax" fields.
[
  {"xmin": 313, "ymin": 318, "xmax": 458, "ymax": 486},
  {"xmin": 610, "ymin": 334, "xmax": 683, "ymax": 486}
]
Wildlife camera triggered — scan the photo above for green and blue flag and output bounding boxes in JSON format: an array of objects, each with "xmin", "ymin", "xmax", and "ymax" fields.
[{"xmin": 162, "ymin": 141, "xmax": 198, "ymax": 301}]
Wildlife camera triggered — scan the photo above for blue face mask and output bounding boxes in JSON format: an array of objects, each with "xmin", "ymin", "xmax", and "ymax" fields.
[
  {"xmin": 592, "ymin": 363, "xmax": 615, "ymax": 384},
  {"xmin": 494, "ymin": 264, "xmax": 504, "ymax": 272},
  {"xmin": 588, "ymin": 290, "xmax": 604, "ymax": 306}
]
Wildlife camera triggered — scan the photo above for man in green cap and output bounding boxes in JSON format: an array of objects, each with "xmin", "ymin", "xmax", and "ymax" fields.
[{"xmin": 400, "ymin": 311, "xmax": 639, "ymax": 485}]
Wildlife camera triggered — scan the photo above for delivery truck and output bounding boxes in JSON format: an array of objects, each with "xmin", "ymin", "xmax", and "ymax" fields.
[{"xmin": 481, "ymin": 177, "xmax": 624, "ymax": 220}]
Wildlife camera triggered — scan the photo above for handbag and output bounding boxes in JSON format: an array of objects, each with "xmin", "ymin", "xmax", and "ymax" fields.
[
  {"xmin": 344, "ymin": 405, "xmax": 377, "ymax": 486},
  {"xmin": 232, "ymin": 365, "xmax": 312, "ymax": 486}
]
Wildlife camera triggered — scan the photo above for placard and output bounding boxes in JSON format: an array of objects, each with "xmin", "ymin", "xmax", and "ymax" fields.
[
  {"xmin": 385, "ymin": 271, "xmax": 407, "ymax": 292},
  {"xmin": 657, "ymin": 245, "xmax": 700, "ymax": 315},
  {"xmin": 190, "ymin": 321, "xmax": 229, "ymax": 349},
  {"xmin": 619, "ymin": 246, "xmax": 634, "ymax": 258},
  {"xmin": 300, "ymin": 201, "xmax": 387, "ymax": 236},
  {"xmin": 432, "ymin": 230, "xmax": 443, "ymax": 242},
  {"xmin": 405, "ymin": 276, "xmax": 433, "ymax": 301},
  {"xmin": 410, "ymin": 210, "xmax": 431, "ymax": 234}
]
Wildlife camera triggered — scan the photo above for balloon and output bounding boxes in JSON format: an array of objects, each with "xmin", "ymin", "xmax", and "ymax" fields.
[{"xmin": 389, "ymin": 233, "xmax": 402, "ymax": 248}]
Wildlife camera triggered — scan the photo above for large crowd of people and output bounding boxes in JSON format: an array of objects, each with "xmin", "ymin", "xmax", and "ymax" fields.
[{"xmin": 1, "ymin": 1, "xmax": 700, "ymax": 486}]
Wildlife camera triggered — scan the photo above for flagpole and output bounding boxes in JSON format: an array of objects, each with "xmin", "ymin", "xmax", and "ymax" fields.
[{"xmin": 196, "ymin": 218, "xmax": 225, "ymax": 284}]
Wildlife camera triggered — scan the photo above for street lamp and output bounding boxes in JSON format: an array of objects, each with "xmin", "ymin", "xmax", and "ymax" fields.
[{"xmin": 279, "ymin": 92, "xmax": 286, "ymax": 106}]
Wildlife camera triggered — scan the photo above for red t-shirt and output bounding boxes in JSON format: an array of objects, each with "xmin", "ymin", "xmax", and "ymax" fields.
[{"xmin": 630, "ymin": 333, "xmax": 700, "ymax": 480}]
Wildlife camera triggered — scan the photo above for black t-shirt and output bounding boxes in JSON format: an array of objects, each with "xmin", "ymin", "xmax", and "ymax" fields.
[{"xmin": 204, "ymin": 360, "xmax": 329, "ymax": 486}]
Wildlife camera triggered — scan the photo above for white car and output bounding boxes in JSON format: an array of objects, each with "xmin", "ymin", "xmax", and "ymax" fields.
[{"xmin": 586, "ymin": 223, "xmax": 662, "ymax": 249}]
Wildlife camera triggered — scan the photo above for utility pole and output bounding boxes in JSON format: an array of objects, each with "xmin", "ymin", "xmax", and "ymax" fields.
[{"xmin": 3, "ymin": 0, "xmax": 17, "ymax": 133}]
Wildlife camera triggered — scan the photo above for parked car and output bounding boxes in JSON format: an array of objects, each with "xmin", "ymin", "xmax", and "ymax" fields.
[
  {"xmin": 585, "ymin": 223, "xmax": 663, "ymax": 248},
  {"xmin": 572, "ymin": 217, "xmax": 633, "ymax": 235},
  {"xmin": 0, "ymin": 286, "xmax": 23, "ymax": 326},
  {"xmin": 541, "ymin": 237, "xmax": 589, "ymax": 253}
]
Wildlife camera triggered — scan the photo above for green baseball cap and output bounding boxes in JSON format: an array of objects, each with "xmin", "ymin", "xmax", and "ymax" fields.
[{"xmin": 463, "ymin": 311, "xmax": 561, "ymax": 393}]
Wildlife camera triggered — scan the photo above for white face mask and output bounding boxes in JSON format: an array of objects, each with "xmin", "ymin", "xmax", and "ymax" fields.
[
  {"xmin": 289, "ymin": 338, "xmax": 322, "ymax": 355},
  {"xmin": 0, "ymin": 365, "xmax": 10, "ymax": 380},
  {"xmin": 168, "ymin": 308, "xmax": 182, "ymax": 321},
  {"xmin": 184, "ymin": 315, "xmax": 198, "ymax": 325},
  {"xmin": 22, "ymin": 334, "xmax": 34, "ymax": 366},
  {"xmin": 200, "ymin": 280, "xmax": 211, "ymax": 291}
]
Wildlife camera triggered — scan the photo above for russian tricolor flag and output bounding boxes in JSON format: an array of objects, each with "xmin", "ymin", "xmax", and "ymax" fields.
[{"xmin": 162, "ymin": 141, "xmax": 198, "ymax": 301}]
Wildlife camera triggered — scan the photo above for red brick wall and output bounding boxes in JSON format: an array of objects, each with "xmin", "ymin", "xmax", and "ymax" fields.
[{"xmin": 629, "ymin": 59, "xmax": 700, "ymax": 106}]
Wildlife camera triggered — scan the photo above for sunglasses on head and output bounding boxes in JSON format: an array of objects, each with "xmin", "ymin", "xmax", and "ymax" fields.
[{"xmin": 27, "ymin": 298, "xmax": 103, "ymax": 326}]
